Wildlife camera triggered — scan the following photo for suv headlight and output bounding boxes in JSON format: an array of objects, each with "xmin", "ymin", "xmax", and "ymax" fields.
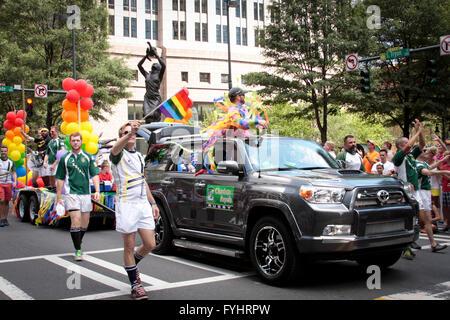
[
  {"xmin": 300, "ymin": 186, "xmax": 345, "ymax": 204},
  {"xmin": 400, "ymin": 180, "xmax": 416, "ymax": 200}
]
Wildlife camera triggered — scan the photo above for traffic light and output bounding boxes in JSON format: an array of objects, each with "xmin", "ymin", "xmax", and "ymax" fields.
[
  {"xmin": 360, "ymin": 69, "xmax": 370, "ymax": 93},
  {"xmin": 26, "ymin": 98, "xmax": 33, "ymax": 117},
  {"xmin": 426, "ymin": 59, "xmax": 437, "ymax": 84}
]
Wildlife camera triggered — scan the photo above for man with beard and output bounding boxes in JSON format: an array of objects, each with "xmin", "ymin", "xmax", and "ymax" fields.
[
  {"xmin": 56, "ymin": 132, "xmax": 100, "ymax": 261},
  {"xmin": 336, "ymin": 135, "xmax": 366, "ymax": 171},
  {"xmin": 43, "ymin": 126, "xmax": 66, "ymax": 188}
]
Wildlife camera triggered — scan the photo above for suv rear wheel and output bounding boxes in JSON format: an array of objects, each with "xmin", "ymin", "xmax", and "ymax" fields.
[
  {"xmin": 249, "ymin": 215, "xmax": 302, "ymax": 285},
  {"xmin": 153, "ymin": 203, "xmax": 173, "ymax": 254}
]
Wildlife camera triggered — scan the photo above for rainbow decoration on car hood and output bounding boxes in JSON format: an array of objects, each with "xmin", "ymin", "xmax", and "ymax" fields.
[{"xmin": 159, "ymin": 88, "xmax": 193, "ymax": 121}]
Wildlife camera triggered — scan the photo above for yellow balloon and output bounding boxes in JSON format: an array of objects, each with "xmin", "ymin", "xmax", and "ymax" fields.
[
  {"xmin": 89, "ymin": 133, "xmax": 99, "ymax": 144},
  {"xmin": 18, "ymin": 176, "xmax": 26, "ymax": 184},
  {"xmin": 80, "ymin": 130, "xmax": 90, "ymax": 143},
  {"xmin": 8, "ymin": 143, "xmax": 17, "ymax": 152},
  {"xmin": 17, "ymin": 143, "xmax": 25, "ymax": 154},
  {"xmin": 1, "ymin": 138, "xmax": 10, "ymax": 146},
  {"xmin": 85, "ymin": 142, "xmax": 98, "ymax": 155},
  {"xmin": 66, "ymin": 122, "xmax": 79, "ymax": 135},
  {"xmin": 13, "ymin": 136, "xmax": 22, "ymax": 144},
  {"xmin": 10, "ymin": 150, "xmax": 21, "ymax": 161},
  {"xmin": 60, "ymin": 121, "xmax": 69, "ymax": 135},
  {"xmin": 81, "ymin": 121, "xmax": 93, "ymax": 133}
]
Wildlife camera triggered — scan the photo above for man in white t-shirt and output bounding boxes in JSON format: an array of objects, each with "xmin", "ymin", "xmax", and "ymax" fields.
[
  {"xmin": 371, "ymin": 149, "xmax": 396, "ymax": 176},
  {"xmin": 336, "ymin": 135, "xmax": 365, "ymax": 171}
]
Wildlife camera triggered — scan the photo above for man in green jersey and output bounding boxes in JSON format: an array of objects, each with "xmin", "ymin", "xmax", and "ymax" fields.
[
  {"xmin": 43, "ymin": 126, "xmax": 66, "ymax": 188},
  {"xmin": 56, "ymin": 131, "xmax": 100, "ymax": 261},
  {"xmin": 415, "ymin": 149, "xmax": 450, "ymax": 252},
  {"xmin": 393, "ymin": 119, "xmax": 425, "ymax": 254}
]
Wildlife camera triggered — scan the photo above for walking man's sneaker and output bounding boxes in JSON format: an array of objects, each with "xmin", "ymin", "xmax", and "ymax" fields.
[
  {"xmin": 74, "ymin": 250, "xmax": 83, "ymax": 261},
  {"xmin": 131, "ymin": 284, "xmax": 148, "ymax": 300},
  {"xmin": 431, "ymin": 244, "xmax": 447, "ymax": 253}
]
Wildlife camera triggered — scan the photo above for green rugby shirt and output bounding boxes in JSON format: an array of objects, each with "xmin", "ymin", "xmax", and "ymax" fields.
[
  {"xmin": 46, "ymin": 138, "xmax": 66, "ymax": 165},
  {"xmin": 393, "ymin": 145, "xmax": 421, "ymax": 190},
  {"xmin": 416, "ymin": 160, "xmax": 431, "ymax": 190},
  {"xmin": 55, "ymin": 150, "xmax": 100, "ymax": 195}
]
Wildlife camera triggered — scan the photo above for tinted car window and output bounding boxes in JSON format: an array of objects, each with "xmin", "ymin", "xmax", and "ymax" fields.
[{"xmin": 245, "ymin": 137, "xmax": 340, "ymax": 171}]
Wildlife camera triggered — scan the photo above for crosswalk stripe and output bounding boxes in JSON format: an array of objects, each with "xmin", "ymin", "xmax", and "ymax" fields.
[
  {"xmin": 82, "ymin": 254, "xmax": 170, "ymax": 286},
  {"xmin": 44, "ymin": 256, "xmax": 131, "ymax": 292},
  {"xmin": 379, "ymin": 281, "xmax": 450, "ymax": 300},
  {"xmin": 0, "ymin": 276, "xmax": 34, "ymax": 300}
]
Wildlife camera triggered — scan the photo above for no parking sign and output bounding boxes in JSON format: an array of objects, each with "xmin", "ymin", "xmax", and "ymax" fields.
[{"xmin": 345, "ymin": 54, "xmax": 359, "ymax": 72}]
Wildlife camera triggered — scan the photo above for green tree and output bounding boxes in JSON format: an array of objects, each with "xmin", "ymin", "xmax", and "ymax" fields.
[
  {"xmin": 242, "ymin": 0, "xmax": 372, "ymax": 144},
  {"xmin": 345, "ymin": 0, "xmax": 450, "ymax": 139},
  {"xmin": 0, "ymin": 0, "xmax": 133, "ymax": 131}
]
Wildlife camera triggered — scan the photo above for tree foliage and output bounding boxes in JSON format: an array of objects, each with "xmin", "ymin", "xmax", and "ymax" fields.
[
  {"xmin": 243, "ymin": 0, "xmax": 372, "ymax": 144},
  {"xmin": 0, "ymin": 0, "xmax": 133, "ymax": 131}
]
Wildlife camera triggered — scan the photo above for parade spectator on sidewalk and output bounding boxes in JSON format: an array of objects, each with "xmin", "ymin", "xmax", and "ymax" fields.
[
  {"xmin": 324, "ymin": 141, "xmax": 336, "ymax": 159},
  {"xmin": 99, "ymin": 161, "xmax": 113, "ymax": 182},
  {"xmin": 336, "ymin": 136, "xmax": 365, "ymax": 171},
  {"xmin": 56, "ymin": 132, "xmax": 100, "ymax": 261},
  {"xmin": 382, "ymin": 141, "xmax": 394, "ymax": 162},
  {"xmin": 0, "ymin": 145, "xmax": 17, "ymax": 227},
  {"xmin": 363, "ymin": 140, "xmax": 380, "ymax": 173},
  {"xmin": 371, "ymin": 149, "xmax": 396, "ymax": 176}
]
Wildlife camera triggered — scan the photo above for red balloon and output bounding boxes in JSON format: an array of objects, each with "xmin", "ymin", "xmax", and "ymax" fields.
[
  {"xmin": 80, "ymin": 98, "xmax": 93, "ymax": 110},
  {"xmin": 80, "ymin": 83, "xmax": 94, "ymax": 98},
  {"xmin": 66, "ymin": 89, "xmax": 80, "ymax": 103},
  {"xmin": 15, "ymin": 118, "xmax": 24, "ymax": 127},
  {"xmin": 16, "ymin": 110, "xmax": 27, "ymax": 120},
  {"xmin": 62, "ymin": 77, "xmax": 76, "ymax": 91},
  {"xmin": 74, "ymin": 79, "xmax": 88, "ymax": 94},
  {"xmin": 6, "ymin": 111, "xmax": 16, "ymax": 122},
  {"xmin": 3, "ymin": 120, "xmax": 14, "ymax": 131},
  {"xmin": 17, "ymin": 182, "xmax": 25, "ymax": 189},
  {"xmin": 36, "ymin": 176, "xmax": 45, "ymax": 188}
]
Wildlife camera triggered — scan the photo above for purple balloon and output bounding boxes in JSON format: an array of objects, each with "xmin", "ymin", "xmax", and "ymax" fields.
[{"xmin": 56, "ymin": 149, "xmax": 68, "ymax": 161}]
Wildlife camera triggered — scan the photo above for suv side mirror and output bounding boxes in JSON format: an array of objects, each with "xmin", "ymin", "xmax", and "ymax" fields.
[{"xmin": 217, "ymin": 160, "xmax": 242, "ymax": 176}]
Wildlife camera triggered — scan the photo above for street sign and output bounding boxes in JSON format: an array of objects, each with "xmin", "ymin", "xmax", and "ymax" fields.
[
  {"xmin": 440, "ymin": 35, "xmax": 450, "ymax": 56},
  {"xmin": 34, "ymin": 84, "xmax": 48, "ymax": 98},
  {"xmin": 380, "ymin": 47, "xmax": 410, "ymax": 60},
  {"xmin": 0, "ymin": 85, "xmax": 14, "ymax": 93},
  {"xmin": 345, "ymin": 54, "xmax": 359, "ymax": 72}
]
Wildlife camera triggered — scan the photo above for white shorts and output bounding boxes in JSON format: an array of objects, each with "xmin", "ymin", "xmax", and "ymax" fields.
[
  {"xmin": 39, "ymin": 165, "xmax": 55, "ymax": 177},
  {"xmin": 65, "ymin": 194, "xmax": 93, "ymax": 213},
  {"xmin": 115, "ymin": 200, "xmax": 155, "ymax": 234},
  {"xmin": 416, "ymin": 189, "xmax": 432, "ymax": 211}
]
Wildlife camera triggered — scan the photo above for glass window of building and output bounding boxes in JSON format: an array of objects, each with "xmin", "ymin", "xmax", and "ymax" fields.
[
  {"xmin": 221, "ymin": 74, "xmax": 229, "ymax": 83},
  {"xmin": 195, "ymin": 22, "xmax": 200, "ymax": 41},
  {"xmin": 145, "ymin": 19, "xmax": 151, "ymax": 39},
  {"xmin": 202, "ymin": 0, "xmax": 208, "ymax": 13},
  {"xmin": 181, "ymin": 72, "xmax": 188, "ymax": 82},
  {"xmin": 128, "ymin": 101, "xmax": 143, "ymax": 120},
  {"xmin": 195, "ymin": 0, "xmax": 200, "ymax": 12},
  {"xmin": 241, "ymin": 0, "xmax": 247, "ymax": 18},
  {"xmin": 131, "ymin": 0, "xmax": 136, "ymax": 12},
  {"xmin": 216, "ymin": 0, "xmax": 221, "ymax": 15},
  {"xmin": 145, "ymin": 0, "xmax": 151, "ymax": 13},
  {"xmin": 242, "ymin": 27, "xmax": 247, "ymax": 46},
  {"xmin": 202, "ymin": 23, "xmax": 208, "ymax": 42},
  {"xmin": 222, "ymin": 0, "xmax": 228, "ymax": 15},
  {"xmin": 153, "ymin": 20, "xmax": 158, "ymax": 40},
  {"xmin": 200, "ymin": 73, "xmax": 211, "ymax": 83},
  {"xmin": 180, "ymin": 21, "xmax": 186, "ymax": 40},
  {"xmin": 223, "ymin": 25, "xmax": 228, "ymax": 43},
  {"xmin": 216, "ymin": 24, "xmax": 222, "ymax": 43},
  {"xmin": 123, "ymin": 0, "xmax": 129, "ymax": 11},
  {"xmin": 131, "ymin": 17, "xmax": 137, "ymax": 38},
  {"xmin": 172, "ymin": 21, "xmax": 179, "ymax": 39},
  {"xmin": 108, "ymin": 15, "xmax": 115, "ymax": 35},
  {"xmin": 108, "ymin": 0, "xmax": 114, "ymax": 9},
  {"xmin": 123, "ymin": 17, "xmax": 129, "ymax": 37},
  {"xmin": 173, "ymin": 0, "xmax": 178, "ymax": 10},
  {"xmin": 152, "ymin": 0, "xmax": 158, "ymax": 14},
  {"xmin": 236, "ymin": 27, "xmax": 241, "ymax": 45},
  {"xmin": 259, "ymin": 3, "xmax": 264, "ymax": 21}
]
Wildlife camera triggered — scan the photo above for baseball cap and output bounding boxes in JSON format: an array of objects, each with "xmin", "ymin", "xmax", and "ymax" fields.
[
  {"xmin": 228, "ymin": 87, "xmax": 248, "ymax": 99},
  {"xmin": 367, "ymin": 140, "xmax": 376, "ymax": 146}
]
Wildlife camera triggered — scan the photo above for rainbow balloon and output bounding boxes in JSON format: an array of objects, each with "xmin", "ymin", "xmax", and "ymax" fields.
[{"xmin": 159, "ymin": 88, "xmax": 193, "ymax": 120}]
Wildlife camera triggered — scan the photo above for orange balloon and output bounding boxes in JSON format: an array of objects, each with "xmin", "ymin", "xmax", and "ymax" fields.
[
  {"xmin": 79, "ymin": 109, "xmax": 89, "ymax": 122},
  {"xmin": 184, "ymin": 108, "xmax": 193, "ymax": 120},
  {"xmin": 5, "ymin": 130, "xmax": 14, "ymax": 140},
  {"xmin": 62, "ymin": 99, "xmax": 78, "ymax": 112},
  {"xmin": 24, "ymin": 125, "xmax": 30, "ymax": 133},
  {"xmin": 13, "ymin": 127, "xmax": 22, "ymax": 136},
  {"xmin": 62, "ymin": 110, "xmax": 77, "ymax": 123}
]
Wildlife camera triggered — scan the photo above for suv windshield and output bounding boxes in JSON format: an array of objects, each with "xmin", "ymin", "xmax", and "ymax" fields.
[{"xmin": 245, "ymin": 137, "xmax": 339, "ymax": 171}]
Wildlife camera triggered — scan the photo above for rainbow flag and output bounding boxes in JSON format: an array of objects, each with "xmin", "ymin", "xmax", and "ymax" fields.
[{"xmin": 159, "ymin": 88, "xmax": 193, "ymax": 120}]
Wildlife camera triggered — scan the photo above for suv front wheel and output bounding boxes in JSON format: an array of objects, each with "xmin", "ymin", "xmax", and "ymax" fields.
[{"xmin": 249, "ymin": 215, "xmax": 302, "ymax": 285}]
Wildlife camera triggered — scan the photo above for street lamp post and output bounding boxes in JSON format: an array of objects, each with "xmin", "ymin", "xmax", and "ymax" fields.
[{"xmin": 226, "ymin": 0, "xmax": 238, "ymax": 90}]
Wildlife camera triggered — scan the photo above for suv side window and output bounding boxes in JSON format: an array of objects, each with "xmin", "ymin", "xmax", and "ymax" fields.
[
  {"xmin": 146, "ymin": 144, "xmax": 171, "ymax": 170},
  {"xmin": 166, "ymin": 141, "xmax": 203, "ymax": 173}
]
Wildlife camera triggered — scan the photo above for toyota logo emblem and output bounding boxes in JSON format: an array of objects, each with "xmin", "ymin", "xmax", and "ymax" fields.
[{"xmin": 377, "ymin": 190, "xmax": 390, "ymax": 203}]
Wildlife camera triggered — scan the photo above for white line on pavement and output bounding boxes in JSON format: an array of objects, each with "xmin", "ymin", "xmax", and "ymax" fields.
[
  {"xmin": 0, "ymin": 276, "xmax": 34, "ymax": 300},
  {"xmin": 379, "ymin": 281, "xmax": 450, "ymax": 300}
]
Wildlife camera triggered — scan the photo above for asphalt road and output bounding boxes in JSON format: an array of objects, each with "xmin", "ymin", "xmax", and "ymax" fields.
[{"xmin": 1, "ymin": 210, "xmax": 450, "ymax": 304}]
